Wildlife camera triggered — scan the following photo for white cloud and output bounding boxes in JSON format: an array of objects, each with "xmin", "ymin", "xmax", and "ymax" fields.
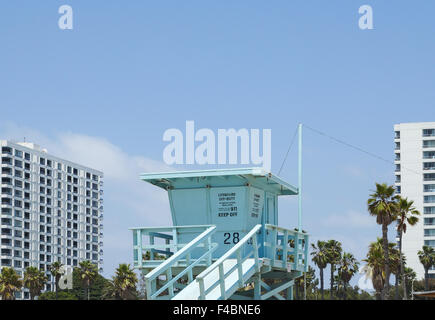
[
  {"xmin": 357, "ymin": 273, "xmax": 374, "ymax": 291},
  {"xmin": 0, "ymin": 122, "xmax": 175, "ymax": 276},
  {"xmin": 322, "ymin": 210, "xmax": 375, "ymax": 229},
  {"xmin": 342, "ymin": 165, "xmax": 365, "ymax": 179}
]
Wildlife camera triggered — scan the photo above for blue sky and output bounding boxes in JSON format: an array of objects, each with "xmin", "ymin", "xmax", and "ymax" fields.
[{"xmin": 1, "ymin": 1, "xmax": 434, "ymax": 288}]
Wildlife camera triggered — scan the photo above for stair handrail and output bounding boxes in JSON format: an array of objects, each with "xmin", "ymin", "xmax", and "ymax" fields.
[
  {"xmin": 196, "ymin": 224, "xmax": 262, "ymax": 300},
  {"xmin": 145, "ymin": 225, "xmax": 218, "ymax": 300}
]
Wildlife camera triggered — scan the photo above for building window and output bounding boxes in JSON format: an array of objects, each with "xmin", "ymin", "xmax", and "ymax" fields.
[
  {"xmin": 423, "ymin": 162, "xmax": 435, "ymax": 171},
  {"xmin": 423, "ymin": 140, "xmax": 435, "ymax": 148},
  {"xmin": 425, "ymin": 240, "xmax": 435, "ymax": 247},
  {"xmin": 424, "ymin": 229, "xmax": 435, "ymax": 237},
  {"xmin": 1, "ymin": 147, "xmax": 12, "ymax": 155},
  {"xmin": 424, "ymin": 151, "xmax": 435, "ymax": 159},
  {"xmin": 424, "ymin": 207, "xmax": 435, "ymax": 214},
  {"xmin": 424, "ymin": 196, "xmax": 435, "ymax": 203},
  {"xmin": 424, "ymin": 184, "xmax": 435, "ymax": 193},
  {"xmin": 423, "ymin": 129, "xmax": 435, "ymax": 137}
]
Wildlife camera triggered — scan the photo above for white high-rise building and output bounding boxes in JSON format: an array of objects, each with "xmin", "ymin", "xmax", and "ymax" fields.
[
  {"xmin": 394, "ymin": 122, "xmax": 435, "ymax": 280},
  {"xmin": 0, "ymin": 140, "xmax": 104, "ymax": 299}
]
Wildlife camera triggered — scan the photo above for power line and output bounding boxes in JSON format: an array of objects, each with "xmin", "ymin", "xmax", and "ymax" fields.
[
  {"xmin": 303, "ymin": 124, "xmax": 421, "ymax": 176},
  {"xmin": 278, "ymin": 125, "xmax": 298, "ymax": 176}
]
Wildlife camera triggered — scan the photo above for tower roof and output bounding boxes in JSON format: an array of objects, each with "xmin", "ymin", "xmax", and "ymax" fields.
[{"xmin": 140, "ymin": 167, "xmax": 298, "ymax": 195}]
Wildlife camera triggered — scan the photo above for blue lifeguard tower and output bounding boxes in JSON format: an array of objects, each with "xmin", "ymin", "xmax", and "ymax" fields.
[{"xmin": 131, "ymin": 166, "xmax": 309, "ymax": 300}]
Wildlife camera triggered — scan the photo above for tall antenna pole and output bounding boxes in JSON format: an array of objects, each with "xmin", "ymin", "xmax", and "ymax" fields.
[
  {"xmin": 298, "ymin": 123, "xmax": 306, "ymax": 300},
  {"xmin": 298, "ymin": 123, "xmax": 302, "ymax": 232}
]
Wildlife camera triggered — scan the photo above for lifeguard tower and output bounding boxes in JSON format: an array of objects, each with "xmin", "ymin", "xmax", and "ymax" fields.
[{"xmin": 131, "ymin": 167, "xmax": 309, "ymax": 300}]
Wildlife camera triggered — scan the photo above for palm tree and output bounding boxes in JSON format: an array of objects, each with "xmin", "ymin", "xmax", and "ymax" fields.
[
  {"xmin": 104, "ymin": 264, "xmax": 138, "ymax": 300},
  {"xmin": 389, "ymin": 243, "xmax": 401, "ymax": 300},
  {"xmin": 337, "ymin": 252, "xmax": 359, "ymax": 299},
  {"xmin": 367, "ymin": 183, "xmax": 399, "ymax": 299},
  {"xmin": 294, "ymin": 266, "xmax": 318, "ymax": 300},
  {"xmin": 417, "ymin": 245, "xmax": 435, "ymax": 291},
  {"xmin": 24, "ymin": 266, "xmax": 48, "ymax": 300},
  {"xmin": 363, "ymin": 238, "xmax": 398, "ymax": 300},
  {"xmin": 403, "ymin": 267, "xmax": 417, "ymax": 298},
  {"xmin": 396, "ymin": 197, "xmax": 420, "ymax": 299},
  {"xmin": 78, "ymin": 261, "xmax": 98, "ymax": 300},
  {"xmin": 311, "ymin": 240, "xmax": 328, "ymax": 300},
  {"xmin": 0, "ymin": 267, "xmax": 23, "ymax": 300},
  {"xmin": 48, "ymin": 261, "xmax": 64, "ymax": 300},
  {"xmin": 325, "ymin": 239, "xmax": 342, "ymax": 299}
]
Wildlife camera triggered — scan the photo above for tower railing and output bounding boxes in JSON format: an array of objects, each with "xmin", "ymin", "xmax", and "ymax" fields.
[
  {"xmin": 131, "ymin": 225, "xmax": 214, "ymax": 268},
  {"xmin": 264, "ymin": 224, "xmax": 309, "ymax": 272},
  {"xmin": 141, "ymin": 225, "xmax": 218, "ymax": 300}
]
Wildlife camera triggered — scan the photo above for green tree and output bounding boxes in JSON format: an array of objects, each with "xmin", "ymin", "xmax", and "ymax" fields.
[
  {"xmin": 294, "ymin": 266, "xmax": 318, "ymax": 300},
  {"xmin": 337, "ymin": 252, "xmax": 359, "ymax": 298},
  {"xmin": 325, "ymin": 239, "xmax": 342, "ymax": 299},
  {"xmin": 388, "ymin": 243, "xmax": 401, "ymax": 300},
  {"xmin": 417, "ymin": 245, "xmax": 435, "ymax": 291},
  {"xmin": 48, "ymin": 261, "xmax": 64, "ymax": 300},
  {"xmin": 311, "ymin": 240, "xmax": 328, "ymax": 300},
  {"xmin": 367, "ymin": 183, "xmax": 399, "ymax": 299},
  {"xmin": 403, "ymin": 267, "xmax": 417, "ymax": 298},
  {"xmin": 23, "ymin": 266, "xmax": 48, "ymax": 300},
  {"xmin": 362, "ymin": 238, "xmax": 398, "ymax": 300},
  {"xmin": 104, "ymin": 264, "xmax": 138, "ymax": 300},
  {"xmin": 0, "ymin": 267, "xmax": 23, "ymax": 300},
  {"xmin": 395, "ymin": 197, "xmax": 420, "ymax": 299},
  {"xmin": 77, "ymin": 261, "xmax": 98, "ymax": 300},
  {"xmin": 66, "ymin": 268, "xmax": 109, "ymax": 300},
  {"xmin": 38, "ymin": 291, "xmax": 78, "ymax": 300}
]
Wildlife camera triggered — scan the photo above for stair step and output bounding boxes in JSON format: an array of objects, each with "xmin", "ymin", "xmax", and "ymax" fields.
[{"xmin": 172, "ymin": 258, "xmax": 258, "ymax": 300}]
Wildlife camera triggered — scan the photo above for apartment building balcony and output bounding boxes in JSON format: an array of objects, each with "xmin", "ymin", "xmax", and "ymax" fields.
[
  {"xmin": 1, "ymin": 147, "xmax": 13, "ymax": 156},
  {"xmin": 1, "ymin": 156, "xmax": 12, "ymax": 165},
  {"xmin": 1, "ymin": 177, "xmax": 13, "ymax": 186},
  {"xmin": 1, "ymin": 189, "xmax": 13, "ymax": 196},
  {"xmin": 1, "ymin": 170, "xmax": 13, "ymax": 177},
  {"xmin": 423, "ymin": 141, "xmax": 435, "ymax": 149},
  {"xmin": 1, "ymin": 219, "xmax": 12, "ymax": 227},
  {"xmin": 423, "ymin": 129, "xmax": 435, "ymax": 137},
  {"xmin": 1, "ymin": 259, "xmax": 12, "ymax": 266},
  {"xmin": 0, "ymin": 228, "xmax": 12, "ymax": 237}
]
